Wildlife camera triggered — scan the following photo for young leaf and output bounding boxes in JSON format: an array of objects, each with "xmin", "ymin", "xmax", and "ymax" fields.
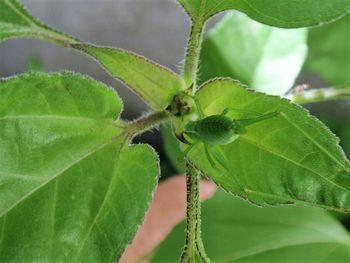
[
  {"xmin": 188, "ymin": 79, "xmax": 350, "ymax": 211},
  {"xmin": 0, "ymin": 72, "xmax": 159, "ymax": 262},
  {"xmin": 199, "ymin": 12, "xmax": 308, "ymax": 95},
  {"xmin": 72, "ymin": 44, "xmax": 183, "ymax": 110},
  {"xmin": 152, "ymin": 191, "xmax": 350, "ymax": 262},
  {"xmin": 304, "ymin": 14, "xmax": 350, "ymax": 86},
  {"xmin": 0, "ymin": 0, "xmax": 184, "ymax": 110},
  {"xmin": 177, "ymin": 0, "xmax": 350, "ymax": 28}
]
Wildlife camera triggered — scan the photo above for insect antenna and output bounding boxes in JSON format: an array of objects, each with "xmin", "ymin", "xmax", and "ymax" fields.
[
  {"xmin": 237, "ymin": 111, "xmax": 279, "ymax": 127},
  {"xmin": 222, "ymin": 107, "xmax": 262, "ymax": 117}
]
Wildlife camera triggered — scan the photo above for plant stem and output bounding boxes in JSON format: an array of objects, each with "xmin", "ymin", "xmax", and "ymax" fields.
[
  {"xmin": 182, "ymin": 20, "xmax": 205, "ymax": 93},
  {"xmin": 180, "ymin": 7, "xmax": 209, "ymax": 262},
  {"xmin": 124, "ymin": 110, "xmax": 169, "ymax": 137},
  {"xmin": 180, "ymin": 162, "xmax": 210, "ymax": 263},
  {"xmin": 286, "ymin": 85, "xmax": 350, "ymax": 104}
]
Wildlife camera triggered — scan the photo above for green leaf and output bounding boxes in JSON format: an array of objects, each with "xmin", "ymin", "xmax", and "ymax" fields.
[
  {"xmin": 187, "ymin": 79, "xmax": 350, "ymax": 211},
  {"xmin": 177, "ymin": 0, "xmax": 350, "ymax": 28},
  {"xmin": 0, "ymin": 0, "xmax": 184, "ymax": 110},
  {"xmin": 199, "ymin": 12, "xmax": 308, "ymax": 95},
  {"xmin": 0, "ymin": 72, "xmax": 159, "ymax": 262},
  {"xmin": 152, "ymin": 191, "xmax": 350, "ymax": 262},
  {"xmin": 304, "ymin": 14, "xmax": 350, "ymax": 86},
  {"xmin": 72, "ymin": 44, "xmax": 183, "ymax": 110}
]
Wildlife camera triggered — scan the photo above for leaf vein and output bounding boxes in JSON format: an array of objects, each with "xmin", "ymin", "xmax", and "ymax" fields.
[{"xmin": 240, "ymin": 136, "xmax": 350, "ymax": 196}]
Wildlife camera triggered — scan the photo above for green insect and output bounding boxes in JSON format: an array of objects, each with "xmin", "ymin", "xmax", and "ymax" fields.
[{"xmin": 181, "ymin": 96, "xmax": 279, "ymax": 189}]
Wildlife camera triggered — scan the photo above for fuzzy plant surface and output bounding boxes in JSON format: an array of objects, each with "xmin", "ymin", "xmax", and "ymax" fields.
[{"xmin": 1, "ymin": 0, "xmax": 350, "ymax": 262}]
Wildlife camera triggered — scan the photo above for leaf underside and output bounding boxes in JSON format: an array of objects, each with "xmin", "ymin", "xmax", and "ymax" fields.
[{"xmin": 178, "ymin": 0, "xmax": 350, "ymax": 28}]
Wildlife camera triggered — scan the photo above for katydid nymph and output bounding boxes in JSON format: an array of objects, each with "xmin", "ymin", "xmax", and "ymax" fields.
[{"xmin": 181, "ymin": 95, "xmax": 279, "ymax": 190}]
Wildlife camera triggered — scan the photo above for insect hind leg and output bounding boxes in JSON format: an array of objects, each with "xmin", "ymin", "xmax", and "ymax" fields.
[
  {"xmin": 204, "ymin": 143, "xmax": 216, "ymax": 168},
  {"xmin": 209, "ymin": 145, "xmax": 248, "ymax": 196},
  {"xmin": 222, "ymin": 107, "xmax": 261, "ymax": 116}
]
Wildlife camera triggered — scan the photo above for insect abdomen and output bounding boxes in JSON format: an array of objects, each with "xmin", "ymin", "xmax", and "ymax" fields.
[{"xmin": 195, "ymin": 115, "xmax": 238, "ymax": 145}]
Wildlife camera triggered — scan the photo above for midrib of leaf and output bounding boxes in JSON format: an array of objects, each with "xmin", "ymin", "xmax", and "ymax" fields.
[
  {"xmin": 5, "ymin": 0, "xmax": 38, "ymax": 27},
  {"xmin": 3, "ymin": 0, "xmax": 73, "ymax": 43},
  {"xmin": 204, "ymin": 0, "xmax": 225, "ymax": 18},
  {"xmin": 186, "ymin": 0, "xmax": 206, "ymax": 23},
  {"xmin": 72, "ymin": 140, "xmax": 127, "ymax": 262},
  {"xmin": 218, "ymin": 241, "xmax": 349, "ymax": 263},
  {"xmin": 239, "ymin": 136, "xmax": 350, "ymax": 196},
  {"xmin": 0, "ymin": 115, "xmax": 109, "ymax": 122},
  {"xmin": 71, "ymin": 44, "xmax": 182, "ymax": 109},
  {"xmin": 99, "ymin": 49, "xmax": 165, "ymax": 90},
  {"xmin": 0, "ymin": 137, "xmax": 121, "ymax": 218},
  {"xmin": 186, "ymin": 0, "xmax": 229, "ymax": 20}
]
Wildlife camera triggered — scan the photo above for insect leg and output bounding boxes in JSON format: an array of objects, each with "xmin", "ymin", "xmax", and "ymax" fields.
[
  {"xmin": 204, "ymin": 143, "xmax": 216, "ymax": 168},
  {"xmin": 209, "ymin": 145, "xmax": 246, "ymax": 193}
]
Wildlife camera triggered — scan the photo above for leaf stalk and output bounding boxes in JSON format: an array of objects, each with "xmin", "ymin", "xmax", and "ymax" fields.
[{"xmin": 124, "ymin": 110, "xmax": 169, "ymax": 137}]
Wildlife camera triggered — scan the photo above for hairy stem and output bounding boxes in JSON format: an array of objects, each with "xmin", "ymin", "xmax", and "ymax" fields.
[
  {"xmin": 180, "ymin": 5, "xmax": 210, "ymax": 262},
  {"xmin": 180, "ymin": 162, "xmax": 210, "ymax": 263},
  {"xmin": 124, "ymin": 110, "xmax": 169, "ymax": 137},
  {"xmin": 182, "ymin": 20, "xmax": 205, "ymax": 93}
]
